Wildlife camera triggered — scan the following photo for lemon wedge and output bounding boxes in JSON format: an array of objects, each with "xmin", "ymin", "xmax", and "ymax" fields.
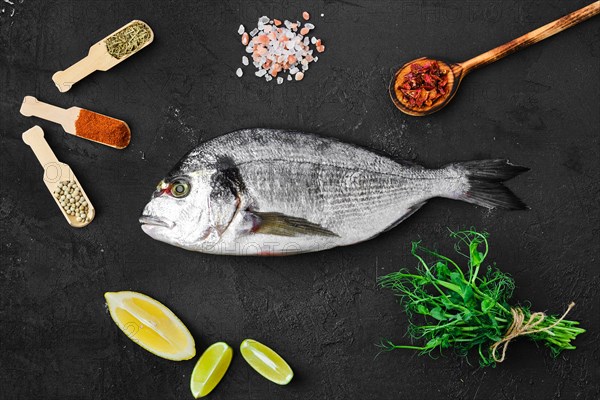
[
  {"xmin": 190, "ymin": 342, "xmax": 233, "ymax": 398},
  {"xmin": 240, "ymin": 339, "xmax": 293, "ymax": 385},
  {"xmin": 104, "ymin": 291, "xmax": 196, "ymax": 361}
]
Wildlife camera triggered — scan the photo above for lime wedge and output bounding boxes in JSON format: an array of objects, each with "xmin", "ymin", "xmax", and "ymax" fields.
[
  {"xmin": 104, "ymin": 291, "xmax": 195, "ymax": 361},
  {"xmin": 190, "ymin": 342, "xmax": 233, "ymax": 398},
  {"xmin": 240, "ymin": 339, "xmax": 293, "ymax": 385}
]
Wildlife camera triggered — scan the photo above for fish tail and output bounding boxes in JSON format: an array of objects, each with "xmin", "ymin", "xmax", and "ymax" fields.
[{"xmin": 444, "ymin": 159, "xmax": 529, "ymax": 210}]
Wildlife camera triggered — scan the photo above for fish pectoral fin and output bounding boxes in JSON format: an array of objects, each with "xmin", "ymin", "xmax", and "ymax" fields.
[{"xmin": 252, "ymin": 212, "xmax": 339, "ymax": 237}]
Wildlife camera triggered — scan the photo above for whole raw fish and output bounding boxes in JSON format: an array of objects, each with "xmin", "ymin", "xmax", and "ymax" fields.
[{"xmin": 140, "ymin": 129, "xmax": 527, "ymax": 255}]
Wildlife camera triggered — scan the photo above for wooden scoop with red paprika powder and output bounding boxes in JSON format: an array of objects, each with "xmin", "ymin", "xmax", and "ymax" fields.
[{"xmin": 20, "ymin": 96, "xmax": 130, "ymax": 149}]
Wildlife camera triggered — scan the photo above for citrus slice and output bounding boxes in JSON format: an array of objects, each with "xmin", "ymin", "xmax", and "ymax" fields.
[
  {"xmin": 190, "ymin": 342, "xmax": 233, "ymax": 398},
  {"xmin": 104, "ymin": 291, "xmax": 196, "ymax": 361},
  {"xmin": 240, "ymin": 339, "xmax": 293, "ymax": 385}
]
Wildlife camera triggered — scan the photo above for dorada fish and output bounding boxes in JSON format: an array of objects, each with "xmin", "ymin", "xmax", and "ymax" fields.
[{"xmin": 140, "ymin": 129, "xmax": 528, "ymax": 255}]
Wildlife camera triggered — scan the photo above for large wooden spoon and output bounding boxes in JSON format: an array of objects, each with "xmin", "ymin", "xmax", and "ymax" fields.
[{"xmin": 390, "ymin": 1, "xmax": 600, "ymax": 116}]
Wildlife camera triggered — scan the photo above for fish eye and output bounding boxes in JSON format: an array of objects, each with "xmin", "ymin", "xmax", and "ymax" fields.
[{"xmin": 170, "ymin": 180, "xmax": 190, "ymax": 198}]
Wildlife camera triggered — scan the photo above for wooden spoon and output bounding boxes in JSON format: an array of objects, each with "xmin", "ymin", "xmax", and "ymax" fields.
[
  {"xmin": 390, "ymin": 1, "xmax": 600, "ymax": 116},
  {"xmin": 20, "ymin": 96, "xmax": 131, "ymax": 149},
  {"xmin": 22, "ymin": 126, "xmax": 96, "ymax": 228},
  {"xmin": 52, "ymin": 20, "xmax": 154, "ymax": 92}
]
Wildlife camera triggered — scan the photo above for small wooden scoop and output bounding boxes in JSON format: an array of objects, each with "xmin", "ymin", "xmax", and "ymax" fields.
[
  {"xmin": 52, "ymin": 20, "xmax": 154, "ymax": 92},
  {"xmin": 22, "ymin": 126, "xmax": 95, "ymax": 228},
  {"xmin": 20, "ymin": 96, "xmax": 131, "ymax": 149},
  {"xmin": 390, "ymin": 1, "xmax": 600, "ymax": 116}
]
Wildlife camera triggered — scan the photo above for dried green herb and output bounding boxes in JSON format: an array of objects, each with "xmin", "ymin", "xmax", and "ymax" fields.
[
  {"xmin": 378, "ymin": 229, "xmax": 585, "ymax": 367},
  {"xmin": 104, "ymin": 21, "xmax": 152, "ymax": 59}
]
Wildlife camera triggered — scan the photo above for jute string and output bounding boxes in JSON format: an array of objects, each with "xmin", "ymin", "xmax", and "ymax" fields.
[{"xmin": 491, "ymin": 302, "xmax": 575, "ymax": 363}]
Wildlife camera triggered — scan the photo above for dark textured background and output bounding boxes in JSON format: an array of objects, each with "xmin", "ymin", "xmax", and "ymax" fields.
[{"xmin": 1, "ymin": 1, "xmax": 599, "ymax": 399}]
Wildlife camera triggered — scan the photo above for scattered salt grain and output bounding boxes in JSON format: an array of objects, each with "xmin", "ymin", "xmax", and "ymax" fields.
[
  {"xmin": 277, "ymin": 77, "xmax": 284, "ymax": 84},
  {"xmin": 242, "ymin": 56, "xmax": 249, "ymax": 66},
  {"xmin": 241, "ymin": 32, "xmax": 249, "ymax": 46},
  {"xmin": 302, "ymin": 11, "xmax": 310, "ymax": 20},
  {"xmin": 236, "ymin": 68, "xmax": 243, "ymax": 77},
  {"xmin": 295, "ymin": 72, "xmax": 304, "ymax": 81},
  {"xmin": 238, "ymin": 25, "xmax": 245, "ymax": 35}
]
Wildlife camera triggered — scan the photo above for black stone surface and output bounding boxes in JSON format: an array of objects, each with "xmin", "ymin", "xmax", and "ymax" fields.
[{"xmin": 1, "ymin": 1, "xmax": 599, "ymax": 399}]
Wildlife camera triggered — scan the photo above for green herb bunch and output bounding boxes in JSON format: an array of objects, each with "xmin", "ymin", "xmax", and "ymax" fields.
[{"xmin": 378, "ymin": 230, "xmax": 585, "ymax": 367}]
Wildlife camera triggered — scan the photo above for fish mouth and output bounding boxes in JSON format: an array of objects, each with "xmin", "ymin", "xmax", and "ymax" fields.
[{"xmin": 139, "ymin": 215, "xmax": 176, "ymax": 229}]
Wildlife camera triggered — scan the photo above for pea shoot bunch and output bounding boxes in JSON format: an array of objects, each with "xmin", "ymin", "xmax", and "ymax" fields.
[{"xmin": 378, "ymin": 230, "xmax": 585, "ymax": 367}]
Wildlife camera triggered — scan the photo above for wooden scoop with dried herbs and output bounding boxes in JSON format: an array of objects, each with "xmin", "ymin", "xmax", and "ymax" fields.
[{"xmin": 378, "ymin": 230, "xmax": 584, "ymax": 366}]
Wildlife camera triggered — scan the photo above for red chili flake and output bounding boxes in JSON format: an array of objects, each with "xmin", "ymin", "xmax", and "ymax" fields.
[{"xmin": 396, "ymin": 60, "xmax": 449, "ymax": 108}]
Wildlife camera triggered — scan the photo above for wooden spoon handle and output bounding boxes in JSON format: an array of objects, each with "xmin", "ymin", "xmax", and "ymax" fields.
[
  {"xmin": 20, "ymin": 96, "xmax": 69, "ymax": 125},
  {"xmin": 22, "ymin": 126, "xmax": 62, "ymax": 169},
  {"xmin": 52, "ymin": 54, "xmax": 99, "ymax": 92},
  {"xmin": 460, "ymin": 1, "xmax": 600, "ymax": 74}
]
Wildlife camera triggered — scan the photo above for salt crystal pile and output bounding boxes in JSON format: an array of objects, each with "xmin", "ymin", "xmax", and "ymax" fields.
[{"xmin": 237, "ymin": 12, "xmax": 325, "ymax": 83}]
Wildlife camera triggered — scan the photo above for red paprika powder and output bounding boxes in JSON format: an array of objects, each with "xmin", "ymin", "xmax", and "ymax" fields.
[{"xmin": 74, "ymin": 109, "xmax": 131, "ymax": 149}]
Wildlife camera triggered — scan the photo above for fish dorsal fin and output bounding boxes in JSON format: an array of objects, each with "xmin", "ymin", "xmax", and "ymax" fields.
[{"xmin": 252, "ymin": 212, "xmax": 339, "ymax": 237}]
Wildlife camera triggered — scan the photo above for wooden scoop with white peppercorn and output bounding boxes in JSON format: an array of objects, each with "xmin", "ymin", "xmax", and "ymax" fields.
[
  {"xmin": 22, "ymin": 126, "xmax": 95, "ymax": 228},
  {"xmin": 52, "ymin": 20, "xmax": 154, "ymax": 92},
  {"xmin": 20, "ymin": 96, "xmax": 130, "ymax": 149}
]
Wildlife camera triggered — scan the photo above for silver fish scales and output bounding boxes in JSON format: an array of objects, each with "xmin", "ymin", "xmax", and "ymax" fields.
[{"xmin": 140, "ymin": 129, "xmax": 527, "ymax": 255}]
